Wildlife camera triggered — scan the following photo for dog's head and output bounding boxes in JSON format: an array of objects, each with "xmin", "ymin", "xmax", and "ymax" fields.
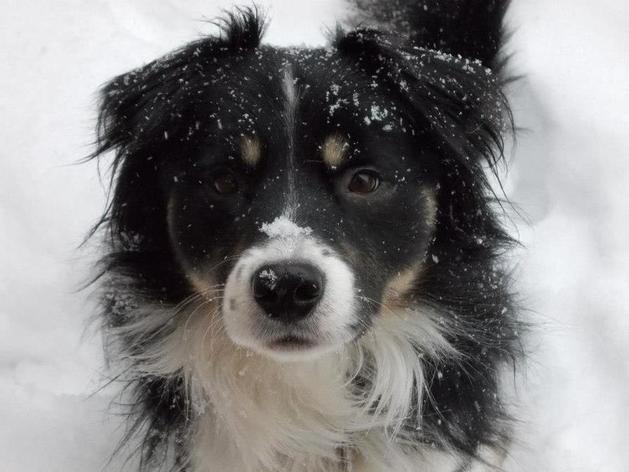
[
  {"xmin": 93, "ymin": 5, "xmax": 520, "ymax": 468},
  {"xmin": 94, "ymin": 8, "xmax": 510, "ymax": 362}
]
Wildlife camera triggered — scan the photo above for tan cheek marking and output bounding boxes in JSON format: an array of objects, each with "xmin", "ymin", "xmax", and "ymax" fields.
[
  {"xmin": 380, "ymin": 189, "xmax": 438, "ymax": 311},
  {"xmin": 321, "ymin": 134, "xmax": 349, "ymax": 168},
  {"xmin": 381, "ymin": 264, "xmax": 423, "ymax": 311},
  {"xmin": 240, "ymin": 135, "xmax": 261, "ymax": 167},
  {"xmin": 167, "ymin": 194, "xmax": 218, "ymax": 294}
]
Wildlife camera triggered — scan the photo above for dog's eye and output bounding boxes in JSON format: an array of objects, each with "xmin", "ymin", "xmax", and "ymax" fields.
[
  {"xmin": 348, "ymin": 170, "xmax": 381, "ymax": 194},
  {"xmin": 213, "ymin": 171, "xmax": 239, "ymax": 194}
]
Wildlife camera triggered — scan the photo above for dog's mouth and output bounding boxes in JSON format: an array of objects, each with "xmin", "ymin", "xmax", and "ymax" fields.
[{"xmin": 267, "ymin": 334, "xmax": 317, "ymax": 350}]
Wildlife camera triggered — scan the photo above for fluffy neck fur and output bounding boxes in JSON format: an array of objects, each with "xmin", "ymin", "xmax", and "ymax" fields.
[{"xmin": 113, "ymin": 298, "xmax": 458, "ymax": 472}]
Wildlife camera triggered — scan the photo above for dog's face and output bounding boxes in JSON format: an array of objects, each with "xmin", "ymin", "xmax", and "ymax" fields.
[
  {"xmin": 163, "ymin": 48, "xmax": 438, "ymax": 360},
  {"xmin": 96, "ymin": 13, "xmax": 508, "ymax": 366}
]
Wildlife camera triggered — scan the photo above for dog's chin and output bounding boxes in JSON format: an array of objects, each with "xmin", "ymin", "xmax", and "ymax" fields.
[
  {"xmin": 261, "ymin": 338, "xmax": 342, "ymax": 362},
  {"xmin": 232, "ymin": 334, "xmax": 344, "ymax": 362},
  {"xmin": 225, "ymin": 322, "xmax": 347, "ymax": 363}
]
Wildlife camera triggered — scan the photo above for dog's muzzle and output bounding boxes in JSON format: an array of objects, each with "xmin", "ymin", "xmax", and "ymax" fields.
[{"xmin": 221, "ymin": 217, "xmax": 357, "ymax": 361}]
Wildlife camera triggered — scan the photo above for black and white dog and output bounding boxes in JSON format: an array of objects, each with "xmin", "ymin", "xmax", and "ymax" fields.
[{"xmin": 91, "ymin": 1, "xmax": 521, "ymax": 470}]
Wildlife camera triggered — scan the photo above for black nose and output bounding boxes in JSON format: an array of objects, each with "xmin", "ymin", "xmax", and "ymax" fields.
[{"xmin": 252, "ymin": 262, "xmax": 325, "ymax": 323}]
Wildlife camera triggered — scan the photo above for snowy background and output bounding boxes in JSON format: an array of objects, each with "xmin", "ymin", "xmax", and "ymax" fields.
[{"xmin": 1, "ymin": 0, "xmax": 628, "ymax": 470}]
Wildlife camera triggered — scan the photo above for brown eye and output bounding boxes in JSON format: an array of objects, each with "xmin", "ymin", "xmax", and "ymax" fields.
[
  {"xmin": 348, "ymin": 170, "xmax": 381, "ymax": 194},
  {"xmin": 213, "ymin": 172, "xmax": 239, "ymax": 194}
]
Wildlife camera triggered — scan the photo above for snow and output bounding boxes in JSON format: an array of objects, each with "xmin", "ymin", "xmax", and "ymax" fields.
[
  {"xmin": 259, "ymin": 268, "xmax": 279, "ymax": 289},
  {"xmin": 1, "ymin": 0, "xmax": 628, "ymax": 471},
  {"xmin": 260, "ymin": 216, "xmax": 313, "ymax": 239}
]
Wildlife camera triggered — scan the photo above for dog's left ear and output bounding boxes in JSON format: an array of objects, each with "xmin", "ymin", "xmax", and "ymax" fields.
[
  {"xmin": 352, "ymin": 0, "xmax": 511, "ymax": 70},
  {"xmin": 408, "ymin": 0, "xmax": 511, "ymax": 70},
  {"xmin": 336, "ymin": 26, "xmax": 511, "ymax": 172}
]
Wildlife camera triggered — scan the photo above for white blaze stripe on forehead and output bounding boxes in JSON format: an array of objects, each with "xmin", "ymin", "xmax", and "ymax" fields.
[
  {"xmin": 282, "ymin": 67, "xmax": 298, "ymax": 218},
  {"xmin": 282, "ymin": 67, "xmax": 298, "ymax": 111},
  {"xmin": 421, "ymin": 187, "xmax": 438, "ymax": 227}
]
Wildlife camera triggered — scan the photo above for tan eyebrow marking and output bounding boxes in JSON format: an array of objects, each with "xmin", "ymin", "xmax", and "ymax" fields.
[
  {"xmin": 321, "ymin": 134, "xmax": 349, "ymax": 168},
  {"xmin": 240, "ymin": 135, "xmax": 261, "ymax": 167}
]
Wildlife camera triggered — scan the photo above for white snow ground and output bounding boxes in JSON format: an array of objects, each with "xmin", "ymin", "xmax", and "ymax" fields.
[{"xmin": 1, "ymin": 0, "xmax": 628, "ymax": 470}]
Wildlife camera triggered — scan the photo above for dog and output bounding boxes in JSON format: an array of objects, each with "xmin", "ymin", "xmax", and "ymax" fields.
[{"xmin": 90, "ymin": 1, "xmax": 521, "ymax": 470}]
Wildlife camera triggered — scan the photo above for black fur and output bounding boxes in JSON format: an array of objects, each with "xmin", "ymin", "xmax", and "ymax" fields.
[
  {"xmin": 352, "ymin": 0, "xmax": 511, "ymax": 68},
  {"xmin": 90, "ymin": 2, "xmax": 520, "ymax": 470}
]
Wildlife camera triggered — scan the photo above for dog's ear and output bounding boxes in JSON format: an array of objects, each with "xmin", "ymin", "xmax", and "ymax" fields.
[
  {"xmin": 94, "ymin": 6, "xmax": 266, "ymax": 162},
  {"xmin": 336, "ymin": 28, "xmax": 510, "ymax": 172},
  {"xmin": 92, "ymin": 52, "xmax": 200, "ymax": 244},
  {"xmin": 90, "ymin": 7, "xmax": 266, "ymax": 242},
  {"xmin": 407, "ymin": 0, "xmax": 511, "ymax": 69},
  {"xmin": 339, "ymin": 1, "xmax": 513, "ymax": 171},
  {"xmin": 352, "ymin": 0, "xmax": 511, "ymax": 70}
]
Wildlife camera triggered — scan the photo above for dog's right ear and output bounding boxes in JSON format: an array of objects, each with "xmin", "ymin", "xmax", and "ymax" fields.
[
  {"xmin": 94, "ymin": 6, "xmax": 267, "ymax": 161},
  {"xmin": 353, "ymin": 0, "xmax": 511, "ymax": 70},
  {"xmin": 90, "ymin": 6, "xmax": 266, "ymax": 242}
]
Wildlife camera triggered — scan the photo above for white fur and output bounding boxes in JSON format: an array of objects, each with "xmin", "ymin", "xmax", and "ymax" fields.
[
  {"xmin": 281, "ymin": 67, "xmax": 299, "ymax": 217},
  {"xmin": 109, "ymin": 285, "xmax": 470, "ymax": 471}
]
